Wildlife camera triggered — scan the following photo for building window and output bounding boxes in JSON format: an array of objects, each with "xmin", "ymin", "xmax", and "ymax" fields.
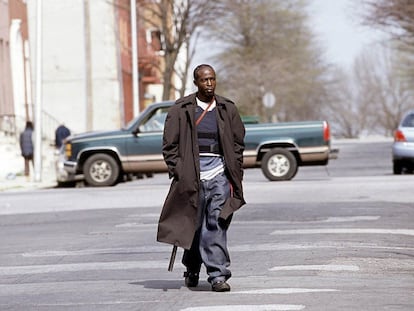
[{"xmin": 146, "ymin": 28, "xmax": 164, "ymax": 52}]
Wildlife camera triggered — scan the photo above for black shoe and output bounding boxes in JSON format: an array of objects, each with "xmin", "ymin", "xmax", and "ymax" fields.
[
  {"xmin": 184, "ymin": 271, "xmax": 199, "ymax": 287},
  {"xmin": 211, "ymin": 281, "xmax": 231, "ymax": 292}
]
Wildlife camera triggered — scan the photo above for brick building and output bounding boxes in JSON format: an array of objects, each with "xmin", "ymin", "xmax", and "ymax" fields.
[
  {"xmin": 116, "ymin": 0, "xmax": 164, "ymax": 123},
  {"xmin": 1, "ymin": 0, "xmax": 166, "ymax": 138},
  {"xmin": 0, "ymin": 0, "xmax": 30, "ymax": 135}
]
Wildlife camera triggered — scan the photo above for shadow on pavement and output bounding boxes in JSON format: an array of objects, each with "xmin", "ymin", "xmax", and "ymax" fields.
[{"xmin": 130, "ymin": 279, "xmax": 211, "ymax": 291}]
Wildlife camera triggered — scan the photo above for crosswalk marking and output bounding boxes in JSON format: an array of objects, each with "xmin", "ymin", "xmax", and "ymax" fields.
[
  {"xmin": 0, "ymin": 300, "xmax": 162, "ymax": 307},
  {"xmin": 0, "ymin": 261, "xmax": 167, "ymax": 276},
  {"xmin": 271, "ymin": 228, "xmax": 414, "ymax": 236},
  {"xmin": 21, "ymin": 242, "xmax": 413, "ymax": 258},
  {"xmin": 181, "ymin": 305, "xmax": 305, "ymax": 311},
  {"xmin": 233, "ymin": 215, "xmax": 380, "ymax": 225},
  {"xmin": 115, "ymin": 223, "xmax": 157, "ymax": 228},
  {"xmin": 231, "ymin": 288, "xmax": 339, "ymax": 294},
  {"xmin": 231, "ymin": 242, "xmax": 414, "ymax": 252},
  {"xmin": 269, "ymin": 264, "xmax": 359, "ymax": 271},
  {"xmin": 22, "ymin": 246, "xmax": 172, "ymax": 257}
]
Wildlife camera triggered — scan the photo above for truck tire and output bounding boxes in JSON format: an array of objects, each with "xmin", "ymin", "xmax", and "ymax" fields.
[
  {"xmin": 261, "ymin": 148, "xmax": 298, "ymax": 181},
  {"xmin": 83, "ymin": 153, "xmax": 120, "ymax": 187}
]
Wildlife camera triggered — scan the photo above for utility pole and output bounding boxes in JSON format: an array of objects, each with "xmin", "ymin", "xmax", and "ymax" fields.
[
  {"xmin": 84, "ymin": 0, "xmax": 93, "ymax": 130},
  {"xmin": 131, "ymin": 0, "xmax": 140, "ymax": 117},
  {"xmin": 34, "ymin": 0, "xmax": 43, "ymax": 182}
]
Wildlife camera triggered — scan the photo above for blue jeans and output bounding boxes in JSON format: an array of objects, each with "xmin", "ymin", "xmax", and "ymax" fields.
[{"xmin": 182, "ymin": 172, "xmax": 232, "ymax": 284}]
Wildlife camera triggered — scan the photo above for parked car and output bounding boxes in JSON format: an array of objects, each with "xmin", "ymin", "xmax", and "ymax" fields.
[{"xmin": 392, "ymin": 109, "xmax": 414, "ymax": 174}]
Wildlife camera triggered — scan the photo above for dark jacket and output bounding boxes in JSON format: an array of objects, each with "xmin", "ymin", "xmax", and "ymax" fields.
[
  {"xmin": 157, "ymin": 93, "xmax": 246, "ymax": 249},
  {"xmin": 20, "ymin": 128, "xmax": 34, "ymax": 157},
  {"xmin": 55, "ymin": 125, "xmax": 71, "ymax": 148}
]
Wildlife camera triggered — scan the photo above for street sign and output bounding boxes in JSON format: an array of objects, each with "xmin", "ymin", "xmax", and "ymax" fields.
[{"xmin": 262, "ymin": 92, "xmax": 276, "ymax": 108}]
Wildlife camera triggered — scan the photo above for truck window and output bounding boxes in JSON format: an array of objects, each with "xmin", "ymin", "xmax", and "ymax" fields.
[{"xmin": 139, "ymin": 107, "xmax": 169, "ymax": 132}]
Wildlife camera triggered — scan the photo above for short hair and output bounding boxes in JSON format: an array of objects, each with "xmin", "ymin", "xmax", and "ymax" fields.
[
  {"xmin": 193, "ymin": 64, "xmax": 215, "ymax": 80},
  {"xmin": 26, "ymin": 121, "xmax": 34, "ymax": 130}
]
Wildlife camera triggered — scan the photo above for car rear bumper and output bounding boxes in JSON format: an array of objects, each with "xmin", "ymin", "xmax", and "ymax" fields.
[{"xmin": 392, "ymin": 142, "xmax": 414, "ymax": 160}]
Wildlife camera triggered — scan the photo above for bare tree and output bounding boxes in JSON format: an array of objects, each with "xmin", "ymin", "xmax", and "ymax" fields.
[
  {"xmin": 359, "ymin": 0, "xmax": 414, "ymax": 84},
  {"xmin": 139, "ymin": 0, "xmax": 224, "ymax": 100},
  {"xmin": 360, "ymin": 45, "xmax": 414, "ymax": 135},
  {"xmin": 205, "ymin": 0, "xmax": 330, "ymax": 121},
  {"xmin": 322, "ymin": 68, "xmax": 363, "ymax": 138},
  {"xmin": 360, "ymin": 0, "xmax": 414, "ymax": 45},
  {"xmin": 324, "ymin": 44, "xmax": 414, "ymax": 137}
]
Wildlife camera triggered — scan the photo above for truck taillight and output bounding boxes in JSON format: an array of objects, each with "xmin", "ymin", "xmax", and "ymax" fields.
[
  {"xmin": 323, "ymin": 121, "xmax": 330, "ymax": 142},
  {"xmin": 394, "ymin": 129, "xmax": 406, "ymax": 142}
]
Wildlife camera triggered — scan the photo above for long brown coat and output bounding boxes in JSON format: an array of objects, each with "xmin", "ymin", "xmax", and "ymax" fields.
[{"xmin": 157, "ymin": 93, "xmax": 246, "ymax": 249}]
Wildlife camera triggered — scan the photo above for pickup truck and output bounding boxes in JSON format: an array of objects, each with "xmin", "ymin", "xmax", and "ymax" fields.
[{"xmin": 56, "ymin": 101, "xmax": 331, "ymax": 186}]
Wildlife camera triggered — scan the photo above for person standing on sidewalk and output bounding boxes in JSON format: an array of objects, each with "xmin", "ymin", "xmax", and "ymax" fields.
[
  {"xmin": 157, "ymin": 64, "xmax": 246, "ymax": 292},
  {"xmin": 55, "ymin": 124, "xmax": 71, "ymax": 149},
  {"xmin": 19, "ymin": 121, "xmax": 34, "ymax": 179}
]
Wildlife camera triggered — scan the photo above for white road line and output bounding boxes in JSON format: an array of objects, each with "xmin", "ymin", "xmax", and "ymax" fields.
[
  {"xmin": 232, "ymin": 288, "xmax": 339, "ymax": 294},
  {"xmin": 115, "ymin": 223, "xmax": 157, "ymax": 228},
  {"xmin": 0, "ymin": 261, "xmax": 167, "ymax": 276},
  {"xmin": 181, "ymin": 305, "xmax": 305, "ymax": 311},
  {"xmin": 0, "ymin": 300, "xmax": 161, "ymax": 307},
  {"xmin": 22, "ymin": 246, "xmax": 173, "ymax": 257},
  {"xmin": 231, "ymin": 242, "xmax": 414, "ymax": 252},
  {"xmin": 270, "ymin": 228, "xmax": 414, "ymax": 236},
  {"xmin": 233, "ymin": 216, "xmax": 380, "ymax": 225},
  {"xmin": 126, "ymin": 213, "xmax": 160, "ymax": 218},
  {"xmin": 269, "ymin": 264, "xmax": 359, "ymax": 272},
  {"xmin": 22, "ymin": 243, "xmax": 414, "ymax": 258},
  {"xmin": 323, "ymin": 216, "xmax": 380, "ymax": 222}
]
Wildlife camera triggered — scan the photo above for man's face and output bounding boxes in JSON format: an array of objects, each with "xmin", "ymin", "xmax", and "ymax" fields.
[{"xmin": 194, "ymin": 67, "xmax": 216, "ymax": 99}]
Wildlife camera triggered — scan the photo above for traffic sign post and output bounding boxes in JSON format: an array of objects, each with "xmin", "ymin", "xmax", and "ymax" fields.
[{"xmin": 262, "ymin": 92, "xmax": 276, "ymax": 122}]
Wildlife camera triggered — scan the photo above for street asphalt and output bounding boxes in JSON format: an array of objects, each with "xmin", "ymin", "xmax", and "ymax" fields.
[{"xmin": 0, "ymin": 133, "xmax": 393, "ymax": 194}]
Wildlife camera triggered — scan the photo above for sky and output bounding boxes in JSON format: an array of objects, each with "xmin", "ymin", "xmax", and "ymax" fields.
[
  {"xmin": 306, "ymin": 0, "xmax": 386, "ymax": 68},
  {"xmin": 192, "ymin": 0, "xmax": 387, "ymax": 71}
]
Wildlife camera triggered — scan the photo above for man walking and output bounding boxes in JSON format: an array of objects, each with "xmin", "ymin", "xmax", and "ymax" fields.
[{"xmin": 157, "ymin": 64, "xmax": 246, "ymax": 292}]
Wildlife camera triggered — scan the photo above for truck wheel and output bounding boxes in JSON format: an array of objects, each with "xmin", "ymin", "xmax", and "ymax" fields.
[
  {"xmin": 261, "ymin": 148, "xmax": 298, "ymax": 181},
  {"xmin": 83, "ymin": 154, "xmax": 120, "ymax": 187}
]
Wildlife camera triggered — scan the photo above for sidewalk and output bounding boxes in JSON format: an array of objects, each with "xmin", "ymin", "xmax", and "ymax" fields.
[{"xmin": 0, "ymin": 133, "xmax": 57, "ymax": 192}]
